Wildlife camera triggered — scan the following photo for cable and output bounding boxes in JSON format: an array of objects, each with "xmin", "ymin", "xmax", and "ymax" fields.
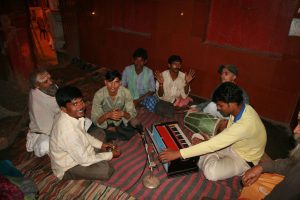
[{"xmin": 123, "ymin": 134, "xmax": 148, "ymax": 193}]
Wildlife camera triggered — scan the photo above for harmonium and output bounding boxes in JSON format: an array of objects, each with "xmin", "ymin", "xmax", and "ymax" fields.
[{"xmin": 147, "ymin": 121, "xmax": 199, "ymax": 178}]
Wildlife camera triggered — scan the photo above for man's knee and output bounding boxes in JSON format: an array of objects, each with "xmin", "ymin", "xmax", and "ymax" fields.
[
  {"xmin": 104, "ymin": 165, "xmax": 114, "ymax": 180},
  {"xmin": 154, "ymin": 101, "xmax": 174, "ymax": 118},
  {"xmin": 202, "ymin": 168, "xmax": 220, "ymax": 181},
  {"xmin": 98, "ymin": 162, "xmax": 114, "ymax": 180},
  {"xmin": 129, "ymin": 118, "xmax": 140, "ymax": 128},
  {"xmin": 198, "ymin": 154, "xmax": 223, "ymax": 181},
  {"xmin": 88, "ymin": 126, "xmax": 106, "ymax": 142}
]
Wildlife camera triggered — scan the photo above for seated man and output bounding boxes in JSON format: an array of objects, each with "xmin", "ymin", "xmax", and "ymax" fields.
[
  {"xmin": 160, "ymin": 82, "xmax": 266, "ymax": 181},
  {"xmin": 26, "ymin": 69, "xmax": 60, "ymax": 157},
  {"xmin": 154, "ymin": 55, "xmax": 195, "ymax": 118},
  {"xmin": 241, "ymin": 111, "xmax": 300, "ymax": 199},
  {"xmin": 122, "ymin": 48, "xmax": 156, "ymax": 111},
  {"xmin": 49, "ymin": 86, "xmax": 120, "ymax": 180},
  {"xmin": 91, "ymin": 70, "xmax": 141, "ymax": 141},
  {"xmin": 26, "ymin": 69, "xmax": 101, "ymax": 157},
  {"xmin": 194, "ymin": 64, "xmax": 249, "ymax": 118}
]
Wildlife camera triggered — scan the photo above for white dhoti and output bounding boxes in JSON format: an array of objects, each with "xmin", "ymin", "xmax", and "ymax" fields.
[
  {"xmin": 197, "ymin": 146, "xmax": 250, "ymax": 181},
  {"xmin": 26, "ymin": 132, "xmax": 49, "ymax": 157}
]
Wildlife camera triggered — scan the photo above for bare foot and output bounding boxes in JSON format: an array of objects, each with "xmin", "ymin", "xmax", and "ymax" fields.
[{"xmin": 107, "ymin": 126, "xmax": 117, "ymax": 132}]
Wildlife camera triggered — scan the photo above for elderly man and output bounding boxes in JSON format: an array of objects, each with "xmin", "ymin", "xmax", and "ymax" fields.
[
  {"xmin": 160, "ymin": 82, "xmax": 266, "ymax": 181},
  {"xmin": 241, "ymin": 111, "xmax": 300, "ymax": 199},
  {"xmin": 50, "ymin": 86, "xmax": 120, "ymax": 180},
  {"xmin": 26, "ymin": 69, "xmax": 97, "ymax": 157},
  {"xmin": 26, "ymin": 69, "xmax": 60, "ymax": 157}
]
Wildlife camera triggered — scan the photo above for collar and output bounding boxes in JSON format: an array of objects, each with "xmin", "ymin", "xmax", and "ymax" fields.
[
  {"xmin": 61, "ymin": 111, "xmax": 85, "ymax": 127},
  {"xmin": 233, "ymin": 104, "xmax": 245, "ymax": 123},
  {"xmin": 104, "ymin": 86, "xmax": 123, "ymax": 97},
  {"xmin": 133, "ymin": 65, "xmax": 145, "ymax": 74}
]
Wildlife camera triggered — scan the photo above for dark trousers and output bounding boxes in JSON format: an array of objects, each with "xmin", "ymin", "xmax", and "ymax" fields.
[
  {"xmin": 63, "ymin": 161, "xmax": 114, "ymax": 180},
  {"xmin": 105, "ymin": 118, "xmax": 140, "ymax": 142},
  {"xmin": 154, "ymin": 100, "xmax": 175, "ymax": 118},
  {"xmin": 87, "ymin": 123, "xmax": 106, "ymax": 142},
  {"xmin": 62, "ymin": 124, "xmax": 112, "ymax": 180}
]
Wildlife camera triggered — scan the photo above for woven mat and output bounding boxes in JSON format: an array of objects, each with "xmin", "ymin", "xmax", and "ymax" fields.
[
  {"xmin": 104, "ymin": 108, "xmax": 241, "ymax": 199},
  {"xmin": 12, "ymin": 108, "xmax": 241, "ymax": 200},
  {"xmin": 11, "ymin": 65, "xmax": 241, "ymax": 199}
]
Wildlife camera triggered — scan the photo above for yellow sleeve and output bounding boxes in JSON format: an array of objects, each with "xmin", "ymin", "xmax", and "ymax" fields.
[{"xmin": 180, "ymin": 121, "xmax": 248, "ymax": 159}]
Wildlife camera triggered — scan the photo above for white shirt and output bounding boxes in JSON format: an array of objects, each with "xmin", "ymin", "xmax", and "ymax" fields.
[
  {"xmin": 49, "ymin": 111, "xmax": 113, "ymax": 179},
  {"xmin": 28, "ymin": 88, "xmax": 60, "ymax": 135},
  {"xmin": 156, "ymin": 70, "xmax": 190, "ymax": 103}
]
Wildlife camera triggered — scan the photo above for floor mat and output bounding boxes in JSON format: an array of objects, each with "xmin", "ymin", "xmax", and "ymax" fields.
[{"xmin": 12, "ymin": 108, "xmax": 241, "ymax": 200}]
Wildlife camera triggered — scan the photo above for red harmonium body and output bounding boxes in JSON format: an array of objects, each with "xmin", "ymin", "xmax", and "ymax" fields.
[{"xmin": 148, "ymin": 121, "xmax": 199, "ymax": 177}]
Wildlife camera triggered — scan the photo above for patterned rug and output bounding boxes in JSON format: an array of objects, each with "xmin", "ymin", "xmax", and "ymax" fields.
[{"xmin": 12, "ymin": 108, "xmax": 241, "ymax": 200}]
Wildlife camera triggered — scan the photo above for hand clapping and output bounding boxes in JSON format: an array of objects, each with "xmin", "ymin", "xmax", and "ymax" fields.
[
  {"xmin": 107, "ymin": 109, "xmax": 123, "ymax": 121},
  {"xmin": 154, "ymin": 70, "xmax": 164, "ymax": 85},
  {"xmin": 185, "ymin": 69, "xmax": 196, "ymax": 84}
]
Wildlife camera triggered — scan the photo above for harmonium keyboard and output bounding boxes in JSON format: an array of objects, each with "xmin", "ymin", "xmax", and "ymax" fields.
[{"xmin": 147, "ymin": 121, "xmax": 199, "ymax": 177}]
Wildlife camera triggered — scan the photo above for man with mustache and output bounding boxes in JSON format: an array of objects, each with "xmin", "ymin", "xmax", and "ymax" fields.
[
  {"xmin": 241, "ymin": 111, "xmax": 300, "ymax": 199},
  {"xmin": 122, "ymin": 48, "xmax": 156, "ymax": 109},
  {"xmin": 160, "ymin": 82, "xmax": 266, "ymax": 181},
  {"xmin": 26, "ymin": 69, "xmax": 100, "ymax": 157},
  {"xmin": 202, "ymin": 64, "xmax": 249, "ymax": 118},
  {"xmin": 154, "ymin": 55, "xmax": 195, "ymax": 118},
  {"xmin": 191, "ymin": 64, "xmax": 249, "ymax": 119},
  {"xmin": 91, "ymin": 70, "xmax": 141, "ymax": 141},
  {"xmin": 26, "ymin": 69, "xmax": 60, "ymax": 157},
  {"xmin": 49, "ymin": 86, "xmax": 120, "ymax": 180}
]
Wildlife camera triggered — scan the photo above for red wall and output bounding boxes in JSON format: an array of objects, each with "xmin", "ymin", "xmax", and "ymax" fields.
[
  {"xmin": 207, "ymin": 0, "xmax": 296, "ymax": 54},
  {"xmin": 0, "ymin": 0, "xmax": 36, "ymax": 82},
  {"xmin": 77, "ymin": 0, "xmax": 300, "ymax": 123}
]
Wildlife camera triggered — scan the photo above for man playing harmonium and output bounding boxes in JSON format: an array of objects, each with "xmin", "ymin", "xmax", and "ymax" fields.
[{"xmin": 160, "ymin": 82, "xmax": 267, "ymax": 181}]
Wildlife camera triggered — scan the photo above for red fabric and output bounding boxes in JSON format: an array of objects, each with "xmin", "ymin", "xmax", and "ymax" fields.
[
  {"xmin": 0, "ymin": 174, "xmax": 24, "ymax": 200},
  {"xmin": 173, "ymin": 97, "xmax": 193, "ymax": 107}
]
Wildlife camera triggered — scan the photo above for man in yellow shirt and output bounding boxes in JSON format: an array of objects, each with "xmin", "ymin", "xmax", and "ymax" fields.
[{"xmin": 160, "ymin": 82, "xmax": 267, "ymax": 181}]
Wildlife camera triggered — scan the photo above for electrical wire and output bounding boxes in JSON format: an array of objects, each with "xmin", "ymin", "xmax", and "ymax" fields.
[{"xmin": 123, "ymin": 135, "xmax": 149, "ymax": 193}]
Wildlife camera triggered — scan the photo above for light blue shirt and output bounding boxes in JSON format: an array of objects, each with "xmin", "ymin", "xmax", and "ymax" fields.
[{"xmin": 122, "ymin": 65, "xmax": 155, "ymax": 100}]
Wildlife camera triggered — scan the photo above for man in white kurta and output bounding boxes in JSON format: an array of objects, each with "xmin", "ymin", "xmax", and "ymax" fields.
[
  {"xmin": 50, "ymin": 86, "xmax": 119, "ymax": 180},
  {"xmin": 26, "ymin": 69, "xmax": 95, "ymax": 157},
  {"xmin": 26, "ymin": 70, "xmax": 60, "ymax": 157},
  {"xmin": 154, "ymin": 55, "xmax": 195, "ymax": 118},
  {"xmin": 50, "ymin": 111, "xmax": 113, "ymax": 180},
  {"xmin": 156, "ymin": 70, "xmax": 189, "ymax": 103}
]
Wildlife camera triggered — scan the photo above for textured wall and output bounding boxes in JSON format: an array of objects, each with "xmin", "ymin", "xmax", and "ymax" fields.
[{"xmin": 75, "ymin": 0, "xmax": 300, "ymax": 123}]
